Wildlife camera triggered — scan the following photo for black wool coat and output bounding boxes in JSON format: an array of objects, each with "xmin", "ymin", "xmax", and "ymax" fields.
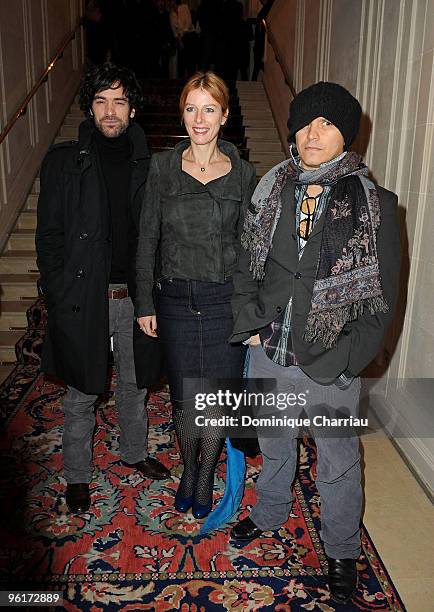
[{"xmin": 36, "ymin": 119, "xmax": 161, "ymax": 394}]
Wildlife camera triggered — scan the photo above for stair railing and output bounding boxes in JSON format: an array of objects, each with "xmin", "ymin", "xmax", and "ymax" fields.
[
  {"xmin": 262, "ymin": 17, "xmax": 297, "ymax": 100},
  {"xmin": 0, "ymin": 19, "xmax": 82, "ymax": 146}
]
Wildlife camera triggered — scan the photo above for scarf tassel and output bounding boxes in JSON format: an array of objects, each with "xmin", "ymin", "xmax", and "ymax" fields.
[
  {"xmin": 303, "ymin": 296, "xmax": 389, "ymax": 349},
  {"xmin": 241, "ymin": 231, "xmax": 266, "ymax": 281}
]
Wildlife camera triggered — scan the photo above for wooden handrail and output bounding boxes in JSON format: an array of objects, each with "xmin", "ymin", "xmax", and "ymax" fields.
[
  {"xmin": 263, "ymin": 18, "xmax": 297, "ymax": 99},
  {"xmin": 0, "ymin": 20, "xmax": 82, "ymax": 146}
]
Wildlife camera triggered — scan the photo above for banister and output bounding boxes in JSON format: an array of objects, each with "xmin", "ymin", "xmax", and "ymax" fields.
[
  {"xmin": 263, "ymin": 18, "xmax": 297, "ymax": 99},
  {"xmin": 0, "ymin": 19, "xmax": 82, "ymax": 146}
]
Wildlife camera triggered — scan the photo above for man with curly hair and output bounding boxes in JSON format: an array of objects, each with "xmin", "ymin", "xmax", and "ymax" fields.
[{"xmin": 36, "ymin": 63, "xmax": 170, "ymax": 514}]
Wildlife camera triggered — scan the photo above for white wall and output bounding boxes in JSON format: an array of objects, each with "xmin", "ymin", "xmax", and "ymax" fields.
[{"xmin": 263, "ymin": 0, "xmax": 434, "ymax": 496}]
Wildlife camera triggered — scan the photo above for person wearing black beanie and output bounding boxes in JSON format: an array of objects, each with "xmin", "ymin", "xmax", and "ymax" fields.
[
  {"xmin": 228, "ymin": 81, "xmax": 401, "ymax": 605},
  {"xmin": 287, "ymin": 81, "xmax": 362, "ymax": 149}
]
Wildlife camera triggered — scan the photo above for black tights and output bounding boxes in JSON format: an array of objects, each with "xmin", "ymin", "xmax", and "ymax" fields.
[{"xmin": 173, "ymin": 407, "xmax": 225, "ymax": 505}]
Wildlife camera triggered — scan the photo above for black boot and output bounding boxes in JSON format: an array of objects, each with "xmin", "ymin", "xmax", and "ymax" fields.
[
  {"xmin": 65, "ymin": 483, "xmax": 91, "ymax": 513},
  {"xmin": 327, "ymin": 557, "xmax": 358, "ymax": 604}
]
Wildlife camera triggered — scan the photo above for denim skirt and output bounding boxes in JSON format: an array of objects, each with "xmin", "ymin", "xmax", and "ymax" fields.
[{"xmin": 156, "ymin": 278, "xmax": 246, "ymax": 409}]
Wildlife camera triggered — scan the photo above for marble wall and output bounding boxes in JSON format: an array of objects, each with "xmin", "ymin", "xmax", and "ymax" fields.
[
  {"xmin": 0, "ymin": 0, "xmax": 84, "ymax": 252},
  {"xmin": 263, "ymin": 0, "xmax": 434, "ymax": 495}
]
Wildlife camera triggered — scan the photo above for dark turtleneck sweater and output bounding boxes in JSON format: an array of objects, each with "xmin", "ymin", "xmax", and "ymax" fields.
[{"xmin": 94, "ymin": 129, "xmax": 132, "ymax": 284}]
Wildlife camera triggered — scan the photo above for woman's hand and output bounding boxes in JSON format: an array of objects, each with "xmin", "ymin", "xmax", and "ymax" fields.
[
  {"xmin": 137, "ymin": 315, "xmax": 158, "ymax": 337},
  {"xmin": 249, "ymin": 334, "xmax": 261, "ymax": 346}
]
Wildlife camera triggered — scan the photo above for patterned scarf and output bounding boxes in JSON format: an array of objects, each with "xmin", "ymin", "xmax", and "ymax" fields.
[{"xmin": 241, "ymin": 152, "xmax": 389, "ymax": 349}]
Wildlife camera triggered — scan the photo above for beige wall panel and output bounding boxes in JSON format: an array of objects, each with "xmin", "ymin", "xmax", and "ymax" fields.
[
  {"xmin": 405, "ymin": 190, "xmax": 422, "ymax": 260},
  {"xmin": 264, "ymin": 0, "xmax": 298, "ymax": 152},
  {"xmin": 267, "ymin": 0, "xmax": 297, "ymax": 77},
  {"xmin": 4, "ymin": 112, "xmax": 33, "ymax": 178},
  {"xmin": 0, "ymin": 0, "xmax": 84, "ymax": 253},
  {"xmin": 46, "ymin": 0, "xmax": 72, "ymax": 50},
  {"xmin": 0, "ymin": 2, "xmax": 27, "ymax": 115},
  {"xmin": 423, "ymin": 0, "xmax": 434, "ymax": 54},
  {"xmin": 416, "ymin": 50, "xmax": 434, "ymax": 127},
  {"xmin": 369, "ymin": 128, "xmax": 389, "ymax": 186},
  {"xmin": 419, "ymin": 191, "xmax": 434, "ymax": 265},
  {"xmin": 28, "ymin": 0, "xmax": 46, "ymax": 77},
  {"xmin": 302, "ymin": 0, "xmax": 320, "ymax": 88},
  {"xmin": 49, "ymin": 43, "xmax": 74, "ymax": 104},
  {"xmin": 405, "ymin": 261, "xmax": 434, "ymax": 379},
  {"xmin": 409, "ymin": 124, "xmax": 429, "ymax": 194},
  {"xmin": 264, "ymin": 42, "xmax": 292, "ymax": 151},
  {"xmin": 408, "ymin": 0, "xmax": 430, "ymax": 62},
  {"xmin": 380, "ymin": 0, "xmax": 401, "ymax": 74},
  {"xmin": 328, "ymin": 0, "xmax": 362, "ymax": 92}
]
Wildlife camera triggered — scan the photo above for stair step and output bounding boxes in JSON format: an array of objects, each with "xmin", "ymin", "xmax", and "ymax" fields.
[
  {"xmin": 243, "ymin": 119, "xmax": 275, "ymax": 129},
  {"xmin": 31, "ymin": 177, "xmax": 40, "ymax": 194},
  {"xmin": 255, "ymin": 164, "xmax": 279, "ymax": 173},
  {"xmin": 0, "ymin": 274, "xmax": 39, "ymax": 300},
  {"xmin": 0, "ymin": 251, "xmax": 38, "ymax": 274},
  {"xmin": 64, "ymin": 115, "xmax": 82, "ymax": 127},
  {"xmin": 55, "ymin": 136, "xmax": 77, "ymax": 144},
  {"xmin": 250, "ymin": 156, "xmax": 286, "ymax": 168},
  {"xmin": 17, "ymin": 212, "xmax": 37, "ymax": 230},
  {"xmin": 68, "ymin": 107, "xmax": 84, "ymax": 117},
  {"xmin": 247, "ymin": 140, "xmax": 283, "ymax": 153},
  {"xmin": 242, "ymin": 108, "xmax": 273, "ymax": 117},
  {"xmin": 0, "ymin": 364, "xmax": 15, "ymax": 385},
  {"xmin": 238, "ymin": 99, "xmax": 269, "ymax": 108},
  {"xmin": 0, "ymin": 331, "xmax": 22, "ymax": 363},
  {"xmin": 236, "ymin": 81, "xmax": 264, "ymax": 90},
  {"xmin": 245, "ymin": 128, "xmax": 280, "ymax": 140},
  {"xmin": 0, "ymin": 301, "xmax": 29, "ymax": 331},
  {"xmin": 7, "ymin": 231, "xmax": 36, "ymax": 251},
  {"xmin": 60, "ymin": 125, "xmax": 79, "ymax": 138},
  {"xmin": 25, "ymin": 194, "xmax": 39, "ymax": 210}
]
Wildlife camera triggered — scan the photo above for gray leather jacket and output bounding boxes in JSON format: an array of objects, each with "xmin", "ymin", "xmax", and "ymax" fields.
[{"xmin": 135, "ymin": 139, "xmax": 257, "ymax": 316}]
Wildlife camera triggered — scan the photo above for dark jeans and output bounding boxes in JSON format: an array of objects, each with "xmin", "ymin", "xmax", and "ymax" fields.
[{"xmin": 156, "ymin": 278, "xmax": 245, "ymax": 409}]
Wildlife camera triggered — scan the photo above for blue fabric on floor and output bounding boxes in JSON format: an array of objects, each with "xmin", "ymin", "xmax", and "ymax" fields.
[{"xmin": 200, "ymin": 438, "xmax": 246, "ymax": 535}]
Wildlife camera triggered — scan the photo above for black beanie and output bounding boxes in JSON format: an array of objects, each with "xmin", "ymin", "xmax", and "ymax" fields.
[{"xmin": 287, "ymin": 81, "xmax": 362, "ymax": 148}]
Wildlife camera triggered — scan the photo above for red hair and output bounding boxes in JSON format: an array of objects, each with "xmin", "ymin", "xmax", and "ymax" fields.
[{"xmin": 179, "ymin": 71, "xmax": 229, "ymax": 118}]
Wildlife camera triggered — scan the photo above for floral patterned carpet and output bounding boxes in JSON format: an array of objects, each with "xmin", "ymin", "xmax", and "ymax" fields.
[{"xmin": 0, "ymin": 352, "xmax": 406, "ymax": 611}]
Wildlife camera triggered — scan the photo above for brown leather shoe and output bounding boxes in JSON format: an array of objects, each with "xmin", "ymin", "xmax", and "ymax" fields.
[
  {"xmin": 121, "ymin": 458, "xmax": 170, "ymax": 480},
  {"xmin": 327, "ymin": 557, "xmax": 358, "ymax": 604},
  {"xmin": 65, "ymin": 483, "xmax": 91, "ymax": 513}
]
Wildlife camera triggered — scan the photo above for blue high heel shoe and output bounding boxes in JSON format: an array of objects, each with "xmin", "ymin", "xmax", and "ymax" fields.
[
  {"xmin": 174, "ymin": 490, "xmax": 194, "ymax": 513},
  {"xmin": 192, "ymin": 498, "xmax": 213, "ymax": 519}
]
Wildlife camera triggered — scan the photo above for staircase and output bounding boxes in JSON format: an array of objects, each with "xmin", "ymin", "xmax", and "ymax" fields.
[
  {"xmin": 236, "ymin": 81, "xmax": 286, "ymax": 178},
  {"xmin": 0, "ymin": 80, "xmax": 287, "ymax": 387},
  {"xmin": 0, "ymin": 177, "xmax": 40, "ymax": 385}
]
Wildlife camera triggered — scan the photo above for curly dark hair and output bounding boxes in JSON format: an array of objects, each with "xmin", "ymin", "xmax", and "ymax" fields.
[{"xmin": 78, "ymin": 62, "xmax": 143, "ymax": 117}]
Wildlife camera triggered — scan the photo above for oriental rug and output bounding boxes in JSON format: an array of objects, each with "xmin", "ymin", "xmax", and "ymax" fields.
[{"xmin": 0, "ymin": 359, "xmax": 406, "ymax": 611}]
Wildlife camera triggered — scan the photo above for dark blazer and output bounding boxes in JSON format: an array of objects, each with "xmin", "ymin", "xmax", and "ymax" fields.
[
  {"xmin": 36, "ymin": 119, "xmax": 160, "ymax": 394},
  {"xmin": 231, "ymin": 177, "xmax": 401, "ymax": 383}
]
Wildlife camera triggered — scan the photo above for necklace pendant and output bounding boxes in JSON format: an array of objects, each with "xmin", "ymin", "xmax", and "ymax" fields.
[{"xmin": 200, "ymin": 167, "xmax": 206, "ymax": 172}]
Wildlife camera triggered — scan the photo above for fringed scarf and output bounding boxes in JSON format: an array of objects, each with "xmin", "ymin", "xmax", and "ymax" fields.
[{"xmin": 241, "ymin": 152, "xmax": 389, "ymax": 349}]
